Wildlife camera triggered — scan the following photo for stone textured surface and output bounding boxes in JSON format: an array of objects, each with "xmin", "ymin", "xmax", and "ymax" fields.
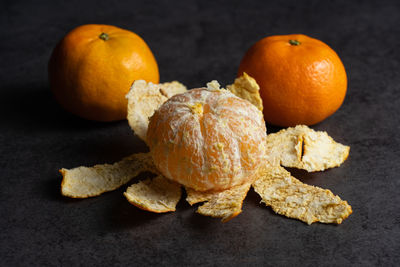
[{"xmin": 1, "ymin": 0, "xmax": 399, "ymax": 265}]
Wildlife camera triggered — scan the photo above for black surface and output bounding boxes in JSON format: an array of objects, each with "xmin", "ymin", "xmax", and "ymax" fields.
[{"xmin": 1, "ymin": 0, "xmax": 399, "ymax": 266}]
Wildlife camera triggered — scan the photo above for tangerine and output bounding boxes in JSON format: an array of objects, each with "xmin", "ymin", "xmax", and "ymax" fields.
[
  {"xmin": 49, "ymin": 24, "xmax": 159, "ymax": 121},
  {"xmin": 238, "ymin": 34, "xmax": 347, "ymax": 126},
  {"xmin": 147, "ymin": 88, "xmax": 267, "ymax": 191}
]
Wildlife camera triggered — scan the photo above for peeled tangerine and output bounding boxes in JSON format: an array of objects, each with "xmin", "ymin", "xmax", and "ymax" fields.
[{"xmin": 146, "ymin": 86, "xmax": 268, "ymax": 192}]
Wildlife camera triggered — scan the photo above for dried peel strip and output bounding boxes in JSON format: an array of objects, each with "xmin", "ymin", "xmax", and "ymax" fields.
[
  {"xmin": 126, "ymin": 80, "xmax": 187, "ymax": 143},
  {"xmin": 60, "ymin": 153, "xmax": 155, "ymax": 198},
  {"xmin": 226, "ymin": 72, "xmax": 263, "ymax": 111},
  {"xmin": 266, "ymin": 125, "xmax": 350, "ymax": 172},
  {"xmin": 124, "ymin": 175, "xmax": 182, "ymax": 213},
  {"xmin": 186, "ymin": 182, "xmax": 251, "ymax": 222},
  {"xmin": 253, "ymin": 165, "xmax": 352, "ymax": 224}
]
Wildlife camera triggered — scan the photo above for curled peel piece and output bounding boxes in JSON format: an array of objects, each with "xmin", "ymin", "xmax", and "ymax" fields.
[
  {"xmin": 266, "ymin": 125, "xmax": 350, "ymax": 172},
  {"xmin": 126, "ymin": 80, "xmax": 187, "ymax": 142},
  {"xmin": 60, "ymin": 153, "xmax": 155, "ymax": 198},
  {"xmin": 253, "ymin": 165, "xmax": 352, "ymax": 225},
  {"xmin": 206, "ymin": 80, "xmax": 222, "ymax": 91},
  {"xmin": 186, "ymin": 182, "xmax": 252, "ymax": 222},
  {"xmin": 124, "ymin": 175, "xmax": 182, "ymax": 213},
  {"xmin": 226, "ymin": 72, "xmax": 263, "ymax": 111}
]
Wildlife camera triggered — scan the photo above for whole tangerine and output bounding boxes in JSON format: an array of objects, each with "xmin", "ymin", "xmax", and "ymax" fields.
[
  {"xmin": 49, "ymin": 24, "xmax": 159, "ymax": 121},
  {"xmin": 147, "ymin": 88, "xmax": 267, "ymax": 191},
  {"xmin": 238, "ymin": 34, "xmax": 347, "ymax": 126}
]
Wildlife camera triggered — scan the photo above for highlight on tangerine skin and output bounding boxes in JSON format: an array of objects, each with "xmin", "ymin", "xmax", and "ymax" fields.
[{"xmin": 147, "ymin": 88, "xmax": 268, "ymax": 192}]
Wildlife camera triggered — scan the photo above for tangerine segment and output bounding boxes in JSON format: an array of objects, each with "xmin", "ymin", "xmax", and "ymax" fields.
[{"xmin": 147, "ymin": 88, "xmax": 267, "ymax": 191}]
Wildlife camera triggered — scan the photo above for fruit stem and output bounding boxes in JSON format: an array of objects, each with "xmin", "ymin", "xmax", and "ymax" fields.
[
  {"xmin": 289, "ymin": 39, "xmax": 301, "ymax": 46},
  {"xmin": 99, "ymin": 32, "xmax": 109, "ymax": 41}
]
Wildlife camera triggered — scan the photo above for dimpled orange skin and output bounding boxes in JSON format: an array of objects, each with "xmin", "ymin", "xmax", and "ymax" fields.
[
  {"xmin": 147, "ymin": 88, "xmax": 267, "ymax": 192},
  {"xmin": 49, "ymin": 24, "xmax": 159, "ymax": 121},
  {"xmin": 238, "ymin": 34, "xmax": 347, "ymax": 127}
]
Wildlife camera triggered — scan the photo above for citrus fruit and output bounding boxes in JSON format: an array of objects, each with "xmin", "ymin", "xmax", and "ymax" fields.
[
  {"xmin": 238, "ymin": 34, "xmax": 347, "ymax": 126},
  {"xmin": 147, "ymin": 88, "xmax": 267, "ymax": 191},
  {"xmin": 49, "ymin": 24, "xmax": 159, "ymax": 121}
]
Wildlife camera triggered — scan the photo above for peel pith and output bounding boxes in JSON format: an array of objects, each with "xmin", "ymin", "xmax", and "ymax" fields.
[
  {"xmin": 124, "ymin": 175, "xmax": 182, "ymax": 213},
  {"xmin": 186, "ymin": 182, "xmax": 252, "ymax": 222},
  {"xmin": 126, "ymin": 80, "xmax": 187, "ymax": 143},
  {"xmin": 60, "ymin": 153, "xmax": 154, "ymax": 198},
  {"xmin": 266, "ymin": 125, "xmax": 350, "ymax": 172},
  {"xmin": 253, "ymin": 165, "xmax": 352, "ymax": 224}
]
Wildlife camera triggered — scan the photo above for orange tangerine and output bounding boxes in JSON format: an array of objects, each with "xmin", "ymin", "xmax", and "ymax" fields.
[{"xmin": 147, "ymin": 88, "xmax": 267, "ymax": 191}]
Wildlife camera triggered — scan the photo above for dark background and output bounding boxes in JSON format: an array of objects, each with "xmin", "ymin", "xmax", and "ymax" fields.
[{"xmin": 1, "ymin": 0, "xmax": 399, "ymax": 266}]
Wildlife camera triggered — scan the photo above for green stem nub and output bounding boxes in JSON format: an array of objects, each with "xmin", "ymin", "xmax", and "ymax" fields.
[
  {"xmin": 289, "ymin": 39, "xmax": 301, "ymax": 46},
  {"xmin": 99, "ymin": 32, "xmax": 109, "ymax": 41}
]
